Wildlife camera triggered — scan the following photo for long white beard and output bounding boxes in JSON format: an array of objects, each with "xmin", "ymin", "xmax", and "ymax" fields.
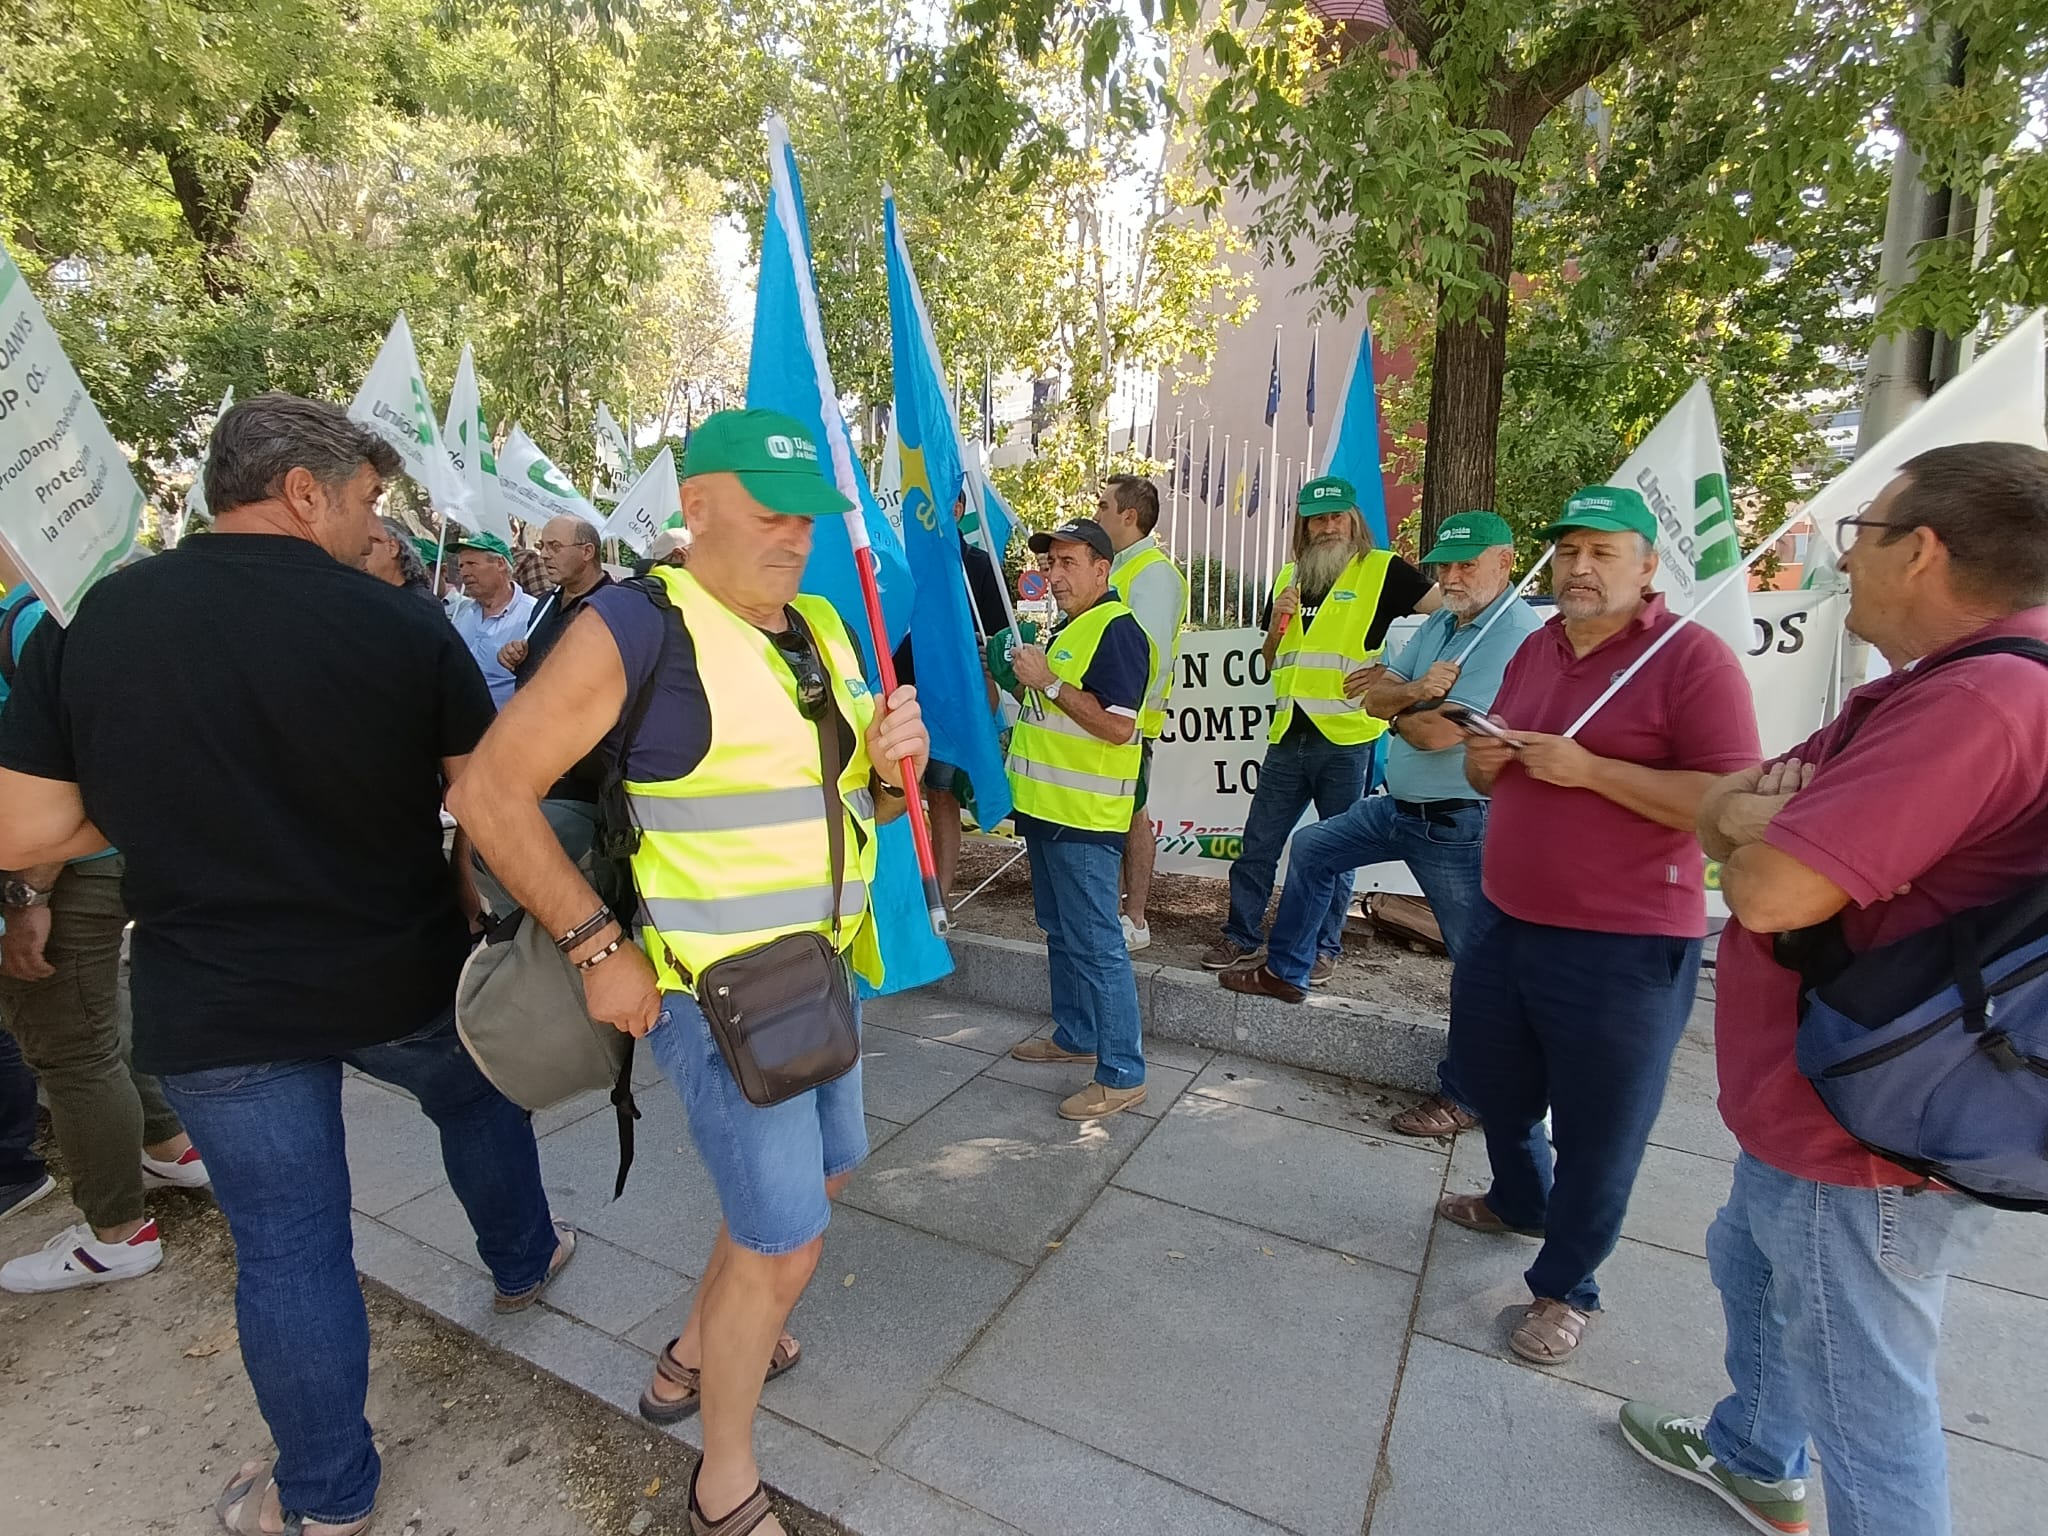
[{"xmin": 1295, "ymin": 538, "xmax": 1358, "ymax": 595}]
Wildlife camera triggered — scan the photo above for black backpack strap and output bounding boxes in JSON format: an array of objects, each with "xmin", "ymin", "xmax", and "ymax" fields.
[{"xmin": 0, "ymin": 592, "xmax": 35, "ymax": 691}]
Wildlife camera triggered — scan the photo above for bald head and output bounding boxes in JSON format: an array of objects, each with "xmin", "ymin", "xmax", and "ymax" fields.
[
  {"xmin": 681, "ymin": 471, "xmax": 816, "ymax": 625},
  {"xmin": 538, "ymin": 514, "xmax": 602, "ymax": 596}
]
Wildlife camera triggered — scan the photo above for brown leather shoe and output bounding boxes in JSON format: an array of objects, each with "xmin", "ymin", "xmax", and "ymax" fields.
[
  {"xmin": 1011, "ymin": 1036, "xmax": 1094, "ymax": 1064},
  {"xmin": 1220, "ymin": 964, "xmax": 1307, "ymax": 1004},
  {"xmin": 1307, "ymin": 954, "xmax": 1337, "ymax": 987},
  {"xmin": 1058, "ymin": 1082, "xmax": 1148, "ymax": 1120},
  {"xmin": 1200, "ymin": 940, "xmax": 1263, "ymax": 971}
]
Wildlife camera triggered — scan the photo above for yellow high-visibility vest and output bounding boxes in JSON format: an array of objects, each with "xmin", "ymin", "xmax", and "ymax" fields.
[
  {"xmin": 1111, "ymin": 541, "xmax": 1189, "ymax": 739},
  {"xmin": 1006, "ymin": 599, "xmax": 1155, "ymax": 832},
  {"xmin": 1268, "ymin": 549, "xmax": 1395, "ymax": 747},
  {"xmin": 626, "ymin": 567, "xmax": 883, "ymax": 991}
]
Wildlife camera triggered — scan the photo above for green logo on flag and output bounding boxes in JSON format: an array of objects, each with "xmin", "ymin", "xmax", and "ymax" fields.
[
  {"xmin": 1692, "ymin": 473, "xmax": 1738, "ymax": 580},
  {"xmin": 528, "ymin": 458, "xmax": 575, "ymax": 498},
  {"xmin": 408, "ymin": 377, "xmax": 437, "ymax": 450}
]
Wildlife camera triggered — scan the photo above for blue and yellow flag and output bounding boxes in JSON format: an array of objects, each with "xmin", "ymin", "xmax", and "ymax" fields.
[
  {"xmin": 750, "ymin": 118, "xmax": 947, "ymax": 996},
  {"xmin": 883, "ymin": 193, "xmax": 1012, "ymax": 831}
]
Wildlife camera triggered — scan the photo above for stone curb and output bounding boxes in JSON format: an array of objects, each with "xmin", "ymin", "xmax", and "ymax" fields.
[{"xmin": 933, "ymin": 930, "xmax": 1447, "ymax": 1095}]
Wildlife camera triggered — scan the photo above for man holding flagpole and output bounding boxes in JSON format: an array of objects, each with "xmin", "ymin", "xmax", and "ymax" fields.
[{"xmin": 1440, "ymin": 485, "xmax": 1758, "ymax": 1367}]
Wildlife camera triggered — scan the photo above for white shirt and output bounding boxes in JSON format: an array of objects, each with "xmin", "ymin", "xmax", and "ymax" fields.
[{"xmin": 451, "ymin": 585, "xmax": 537, "ymax": 709}]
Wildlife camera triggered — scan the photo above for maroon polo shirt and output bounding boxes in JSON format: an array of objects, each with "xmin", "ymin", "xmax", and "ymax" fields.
[
  {"xmin": 1483, "ymin": 594, "xmax": 1760, "ymax": 938},
  {"xmin": 1716, "ymin": 607, "xmax": 2048, "ymax": 1186}
]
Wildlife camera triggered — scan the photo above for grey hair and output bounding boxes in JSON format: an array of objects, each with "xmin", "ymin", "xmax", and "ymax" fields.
[
  {"xmin": 205, "ymin": 391, "xmax": 402, "ymax": 515},
  {"xmin": 1890, "ymin": 442, "xmax": 2048, "ymax": 607},
  {"xmin": 380, "ymin": 516, "xmax": 430, "ymax": 586}
]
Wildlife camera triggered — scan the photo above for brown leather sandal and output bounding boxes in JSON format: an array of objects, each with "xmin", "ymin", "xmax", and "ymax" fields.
[
  {"xmin": 1510, "ymin": 1297, "xmax": 1591, "ymax": 1365},
  {"xmin": 688, "ymin": 1468, "xmax": 785, "ymax": 1536},
  {"xmin": 639, "ymin": 1334, "xmax": 801, "ymax": 1425},
  {"xmin": 1436, "ymin": 1191, "xmax": 1545, "ymax": 1238},
  {"xmin": 1391, "ymin": 1094, "xmax": 1480, "ymax": 1137}
]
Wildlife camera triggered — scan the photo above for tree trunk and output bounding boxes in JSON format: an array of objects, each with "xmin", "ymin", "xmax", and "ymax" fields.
[{"xmin": 1418, "ymin": 152, "xmax": 1517, "ymax": 551}]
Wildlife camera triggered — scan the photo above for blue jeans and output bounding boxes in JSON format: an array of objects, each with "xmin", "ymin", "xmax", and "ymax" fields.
[
  {"xmin": 1267, "ymin": 796, "xmax": 1487, "ymax": 984},
  {"xmin": 1223, "ymin": 732, "xmax": 1370, "ymax": 956},
  {"xmin": 160, "ymin": 1014, "xmax": 556, "ymax": 1527},
  {"xmin": 648, "ymin": 990, "xmax": 867, "ymax": 1255},
  {"xmin": 0, "ymin": 1028, "xmax": 45, "ymax": 1189},
  {"xmin": 1704, "ymin": 1154, "xmax": 1991, "ymax": 1536},
  {"xmin": 1028, "ymin": 834, "xmax": 1144, "ymax": 1089},
  {"xmin": 1448, "ymin": 901, "xmax": 1700, "ymax": 1310}
]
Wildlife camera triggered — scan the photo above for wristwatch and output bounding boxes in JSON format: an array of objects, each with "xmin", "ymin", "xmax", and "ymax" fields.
[
  {"xmin": 1043, "ymin": 679, "xmax": 1064, "ymax": 702},
  {"xmin": 1, "ymin": 878, "xmax": 54, "ymax": 909}
]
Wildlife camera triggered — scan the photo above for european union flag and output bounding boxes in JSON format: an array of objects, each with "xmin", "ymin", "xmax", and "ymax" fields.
[
  {"xmin": 1199, "ymin": 441, "xmax": 1211, "ymax": 504},
  {"xmin": 1181, "ymin": 432, "xmax": 1193, "ymax": 496},
  {"xmin": 1265, "ymin": 337, "xmax": 1282, "ymax": 427},
  {"xmin": 1248, "ymin": 459, "xmax": 1262, "ymax": 517},
  {"xmin": 883, "ymin": 190, "xmax": 1012, "ymax": 836},
  {"xmin": 750, "ymin": 118, "xmax": 915, "ymax": 651},
  {"xmin": 1305, "ymin": 330, "xmax": 1319, "ymax": 426}
]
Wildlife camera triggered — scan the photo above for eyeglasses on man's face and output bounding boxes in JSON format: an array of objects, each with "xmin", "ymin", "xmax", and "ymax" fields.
[{"xmin": 1835, "ymin": 514, "xmax": 1914, "ymax": 550}]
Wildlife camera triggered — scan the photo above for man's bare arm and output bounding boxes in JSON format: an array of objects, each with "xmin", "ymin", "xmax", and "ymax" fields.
[
  {"xmin": 1722, "ymin": 842, "xmax": 1852, "ymax": 932},
  {"xmin": 1390, "ymin": 709, "xmax": 1468, "ymax": 752},
  {"xmin": 0, "ymin": 768, "xmax": 110, "ymax": 868},
  {"xmin": 445, "ymin": 611, "xmax": 627, "ymax": 940}
]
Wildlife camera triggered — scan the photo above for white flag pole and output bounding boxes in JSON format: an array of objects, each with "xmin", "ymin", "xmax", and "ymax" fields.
[
  {"xmin": 1562, "ymin": 527, "xmax": 1785, "ymax": 738},
  {"xmin": 1204, "ymin": 423, "xmax": 1216, "ymax": 624}
]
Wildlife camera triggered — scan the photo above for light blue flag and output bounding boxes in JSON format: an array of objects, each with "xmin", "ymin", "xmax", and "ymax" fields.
[
  {"xmin": 883, "ymin": 193, "xmax": 1012, "ymax": 830},
  {"xmin": 748, "ymin": 117, "xmax": 948, "ymax": 997},
  {"xmin": 749, "ymin": 121, "xmax": 916, "ymax": 651},
  {"xmin": 1320, "ymin": 315, "xmax": 1392, "ymax": 546}
]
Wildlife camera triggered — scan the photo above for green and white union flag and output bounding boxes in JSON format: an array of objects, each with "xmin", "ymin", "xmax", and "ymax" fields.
[
  {"xmin": 496, "ymin": 424, "xmax": 602, "ymax": 530},
  {"xmin": 440, "ymin": 344, "xmax": 514, "ymax": 544},
  {"xmin": 349, "ymin": 312, "xmax": 472, "ymax": 516}
]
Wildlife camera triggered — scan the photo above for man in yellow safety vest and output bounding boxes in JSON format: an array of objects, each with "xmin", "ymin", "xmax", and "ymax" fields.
[
  {"xmin": 1202, "ymin": 477, "xmax": 1438, "ymax": 979},
  {"xmin": 1099, "ymin": 473, "xmax": 1189, "ymax": 952},
  {"xmin": 451, "ymin": 409, "xmax": 930, "ymax": 1536},
  {"xmin": 1002, "ymin": 518, "xmax": 1159, "ymax": 1121}
]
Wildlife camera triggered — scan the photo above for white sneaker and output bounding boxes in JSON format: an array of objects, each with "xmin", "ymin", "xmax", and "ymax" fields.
[
  {"xmin": 141, "ymin": 1146, "xmax": 211, "ymax": 1189},
  {"xmin": 1, "ymin": 1219, "xmax": 164, "ymax": 1292},
  {"xmin": 1121, "ymin": 915, "xmax": 1152, "ymax": 952}
]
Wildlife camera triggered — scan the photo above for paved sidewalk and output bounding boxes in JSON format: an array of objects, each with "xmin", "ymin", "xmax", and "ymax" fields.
[{"xmin": 346, "ymin": 991, "xmax": 2048, "ymax": 1536}]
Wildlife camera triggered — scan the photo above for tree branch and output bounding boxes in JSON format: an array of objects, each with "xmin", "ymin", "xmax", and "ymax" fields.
[
  {"xmin": 1382, "ymin": 0, "xmax": 1445, "ymax": 65},
  {"xmin": 1507, "ymin": 0, "xmax": 1713, "ymax": 141}
]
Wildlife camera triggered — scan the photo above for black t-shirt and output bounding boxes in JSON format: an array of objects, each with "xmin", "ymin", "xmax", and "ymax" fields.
[
  {"xmin": 0, "ymin": 535, "xmax": 497, "ymax": 1075},
  {"xmin": 517, "ymin": 572, "xmax": 616, "ymax": 801},
  {"xmin": 1259, "ymin": 554, "xmax": 1433, "ymax": 744}
]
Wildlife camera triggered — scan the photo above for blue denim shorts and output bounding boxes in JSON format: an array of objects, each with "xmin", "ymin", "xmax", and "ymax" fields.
[{"xmin": 645, "ymin": 989, "xmax": 868, "ymax": 1256}]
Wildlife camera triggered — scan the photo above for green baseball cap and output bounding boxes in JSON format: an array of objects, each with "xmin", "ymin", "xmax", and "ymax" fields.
[
  {"xmin": 1421, "ymin": 510, "xmax": 1515, "ymax": 565},
  {"xmin": 455, "ymin": 531, "xmax": 512, "ymax": 560},
  {"xmin": 681, "ymin": 408, "xmax": 855, "ymax": 518},
  {"xmin": 1297, "ymin": 476, "xmax": 1359, "ymax": 516},
  {"xmin": 1541, "ymin": 485, "xmax": 1659, "ymax": 544},
  {"xmin": 409, "ymin": 536, "xmax": 442, "ymax": 567}
]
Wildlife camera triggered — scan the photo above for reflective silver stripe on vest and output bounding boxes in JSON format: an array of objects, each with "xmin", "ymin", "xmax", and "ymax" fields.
[
  {"xmin": 629, "ymin": 786, "xmax": 871, "ymax": 834},
  {"xmin": 1022, "ymin": 708, "xmax": 1098, "ymax": 741},
  {"xmin": 643, "ymin": 882, "xmax": 869, "ymax": 935},
  {"xmin": 1291, "ymin": 696, "xmax": 1361, "ymax": 716},
  {"xmin": 1006, "ymin": 755, "xmax": 1137, "ymax": 798},
  {"xmin": 1284, "ymin": 649, "xmax": 1355, "ymax": 671}
]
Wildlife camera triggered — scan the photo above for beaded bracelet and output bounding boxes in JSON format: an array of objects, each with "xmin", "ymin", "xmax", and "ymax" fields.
[{"xmin": 574, "ymin": 936, "xmax": 625, "ymax": 972}]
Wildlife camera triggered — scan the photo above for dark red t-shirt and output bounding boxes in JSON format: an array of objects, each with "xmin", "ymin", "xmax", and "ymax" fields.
[
  {"xmin": 1483, "ymin": 594, "xmax": 1760, "ymax": 938},
  {"xmin": 1716, "ymin": 608, "xmax": 2048, "ymax": 1186}
]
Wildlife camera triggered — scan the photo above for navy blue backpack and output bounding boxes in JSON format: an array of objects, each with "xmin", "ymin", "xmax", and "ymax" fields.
[{"xmin": 1785, "ymin": 636, "xmax": 2048, "ymax": 1212}]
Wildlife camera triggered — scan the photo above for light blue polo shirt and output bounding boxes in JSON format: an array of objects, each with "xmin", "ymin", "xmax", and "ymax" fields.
[
  {"xmin": 1382, "ymin": 585, "xmax": 1544, "ymax": 802},
  {"xmin": 451, "ymin": 586, "xmax": 537, "ymax": 709}
]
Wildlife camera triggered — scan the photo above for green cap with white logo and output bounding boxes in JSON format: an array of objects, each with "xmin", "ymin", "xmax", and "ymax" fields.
[
  {"xmin": 454, "ymin": 531, "xmax": 513, "ymax": 561},
  {"xmin": 681, "ymin": 409, "xmax": 855, "ymax": 518},
  {"xmin": 1297, "ymin": 476, "xmax": 1359, "ymax": 516},
  {"xmin": 1541, "ymin": 484, "xmax": 1659, "ymax": 544},
  {"xmin": 1421, "ymin": 510, "xmax": 1514, "ymax": 565}
]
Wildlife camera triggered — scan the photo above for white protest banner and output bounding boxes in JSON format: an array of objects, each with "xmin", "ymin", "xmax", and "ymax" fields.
[
  {"xmin": 592, "ymin": 402, "xmax": 633, "ymax": 501},
  {"xmin": 601, "ymin": 446, "xmax": 678, "ymax": 554},
  {"xmin": 0, "ymin": 244, "xmax": 144, "ymax": 622},
  {"xmin": 496, "ymin": 424, "xmax": 602, "ymax": 530},
  {"xmin": 174, "ymin": 385, "xmax": 234, "ymax": 546},
  {"xmin": 1617, "ymin": 381, "xmax": 1754, "ymax": 654},
  {"xmin": 1144, "ymin": 589, "xmax": 1846, "ymax": 883},
  {"xmin": 350, "ymin": 313, "xmax": 472, "ymax": 517},
  {"xmin": 440, "ymin": 344, "xmax": 514, "ymax": 545},
  {"xmin": 1802, "ymin": 311, "xmax": 2047, "ymax": 554}
]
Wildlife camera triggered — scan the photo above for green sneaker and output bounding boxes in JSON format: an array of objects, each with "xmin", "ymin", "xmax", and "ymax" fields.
[{"xmin": 1618, "ymin": 1403, "xmax": 1809, "ymax": 1535}]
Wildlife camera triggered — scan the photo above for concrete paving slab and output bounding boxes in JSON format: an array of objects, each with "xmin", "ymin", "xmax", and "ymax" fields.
[
  {"xmin": 1370, "ymin": 1337, "xmax": 1758, "ymax": 1536},
  {"xmin": 883, "ymin": 1389, "xmax": 1289, "ymax": 1536},
  {"xmin": 1414, "ymin": 1226, "xmax": 1731, "ymax": 1412},
  {"xmin": 770, "ymin": 1205, "xmax": 1026, "ymax": 1455},
  {"xmin": 860, "ymin": 996, "xmax": 1044, "ymax": 1056},
  {"xmin": 1958, "ymin": 1210, "xmax": 2048, "ymax": 1301},
  {"xmin": 533, "ymin": 1086, "xmax": 609, "ymax": 1138},
  {"xmin": 378, "ymin": 1182, "xmax": 488, "ymax": 1273},
  {"xmin": 841, "ymin": 1076, "xmax": 1153, "ymax": 1264},
  {"xmin": 1940, "ymin": 1276, "xmax": 2048, "ymax": 1458},
  {"xmin": 980, "ymin": 1046, "xmax": 1194, "ymax": 1118},
  {"xmin": 1140, "ymin": 1035, "xmax": 1215, "ymax": 1073},
  {"xmin": 950, "ymin": 1187, "xmax": 1413, "ymax": 1536},
  {"xmin": 1111, "ymin": 1095, "xmax": 1443, "ymax": 1272},
  {"xmin": 1944, "ymin": 1427, "xmax": 2048, "ymax": 1536},
  {"xmin": 522, "ymin": 1228, "xmax": 684, "ymax": 1337},
  {"xmin": 537, "ymin": 1090, "xmax": 722, "ymax": 1275},
  {"xmin": 864, "ymin": 1114, "xmax": 902, "ymax": 1153},
  {"xmin": 859, "ymin": 1025, "xmax": 986, "ymax": 1124},
  {"xmin": 341, "ymin": 1074, "xmax": 459, "ymax": 1217},
  {"xmin": 1186, "ymin": 1052, "xmax": 1436, "ymax": 1151},
  {"xmin": 1649, "ymin": 1041, "xmax": 1739, "ymax": 1163},
  {"xmin": 1620, "ymin": 1143, "xmax": 1731, "ymax": 1261},
  {"xmin": 619, "ymin": 1277, "xmax": 697, "ymax": 1358},
  {"xmin": 836, "ymin": 1467, "xmax": 1029, "ymax": 1536}
]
